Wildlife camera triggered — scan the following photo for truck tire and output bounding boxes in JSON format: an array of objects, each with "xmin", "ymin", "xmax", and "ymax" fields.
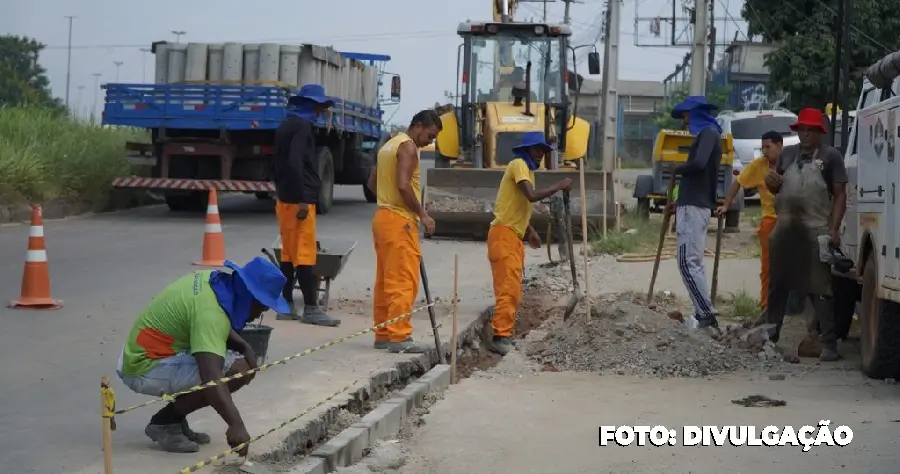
[
  {"xmin": 363, "ymin": 183, "xmax": 376, "ymax": 203},
  {"xmin": 435, "ymin": 153, "xmax": 451, "ymax": 169},
  {"xmin": 724, "ymin": 209, "xmax": 740, "ymax": 232},
  {"xmin": 165, "ymin": 192, "xmax": 206, "ymax": 212},
  {"xmin": 317, "ymin": 147, "xmax": 335, "ymax": 215},
  {"xmin": 833, "ymin": 276, "xmax": 859, "ymax": 340},
  {"xmin": 636, "ymin": 198, "xmax": 651, "ymax": 219},
  {"xmin": 859, "ymin": 253, "xmax": 900, "ymax": 379}
]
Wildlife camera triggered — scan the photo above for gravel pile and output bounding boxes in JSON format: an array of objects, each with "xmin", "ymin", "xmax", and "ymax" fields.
[
  {"xmin": 527, "ymin": 295, "xmax": 785, "ymax": 378},
  {"xmin": 425, "ymin": 196, "xmax": 491, "ymax": 213}
]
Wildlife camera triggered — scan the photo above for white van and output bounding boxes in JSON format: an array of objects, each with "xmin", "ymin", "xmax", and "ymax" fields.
[{"xmin": 717, "ymin": 109, "xmax": 801, "ymax": 196}]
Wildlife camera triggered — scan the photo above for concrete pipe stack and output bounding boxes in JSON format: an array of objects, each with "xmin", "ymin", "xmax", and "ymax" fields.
[{"xmin": 150, "ymin": 42, "xmax": 380, "ymax": 106}]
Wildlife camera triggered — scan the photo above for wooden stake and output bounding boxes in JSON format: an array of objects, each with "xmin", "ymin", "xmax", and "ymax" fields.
[
  {"xmin": 101, "ymin": 375, "xmax": 114, "ymax": 474},
  {"xmin": 579, "ymin": 161, "xmax": 591, "ymax": 322},
  {"xmin": 601, "ymin": 169, "xmax": 608, "ymax": 238},
  {"xmin": 450, "ymin": 254, "xmax": 459, "ymax": 383},
  {"xmin": 615, "ymin": 157, "xmax": 622, "ymax": 232}
]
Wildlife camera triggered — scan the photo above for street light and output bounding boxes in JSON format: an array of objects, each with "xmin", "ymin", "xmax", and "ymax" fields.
[
  {"xmin": 113, "ymin": 61, "xmax": 123, "ymax": 82},
  {"xmin": 171, "ymin": 30, "xmax": 186, "ymax": 43},
  {"xmin": 139, "ymin": 48, "xmax": 151, "ymax": 82},
  {"xmin": 91, "ymin": 73, "xmax": 102, "ymax": 124}
]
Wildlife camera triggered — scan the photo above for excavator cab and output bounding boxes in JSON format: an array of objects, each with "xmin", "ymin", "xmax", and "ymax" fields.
[{"xmin": 424, "ymin": 20, "xmax": 611, "ymax": 240}]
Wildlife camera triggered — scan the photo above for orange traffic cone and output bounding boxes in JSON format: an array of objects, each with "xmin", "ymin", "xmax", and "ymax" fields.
[
  {"xmin": 193, "ymin": 189, "xmax": 226, "ymax": 267},
  {"xmin": 10, "ymin": 205, "xmax": 63, "ymax": 310}
]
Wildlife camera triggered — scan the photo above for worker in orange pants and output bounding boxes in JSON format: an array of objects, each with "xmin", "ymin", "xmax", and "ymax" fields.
[
  {"xmin": 272, "ymin": 84, "xmax": 340, "ymax": 327},
  {"xmin": 487, "ymin": 131, "xmax": 572, "ymax": 356},
  {"xmin": 719, "ymin": 130, "xmax": 784, "ymax": 313},
  {"xmin": 367, "ymin": 110, "xmax": 442, "ymax": 353}
]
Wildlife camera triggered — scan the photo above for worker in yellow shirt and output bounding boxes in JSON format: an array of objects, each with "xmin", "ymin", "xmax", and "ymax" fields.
[
  {"xmin": 717, "ymin": 130, "xmax": 784, "ymax": 312},
  {"xmin": 366, "ymin": 109, "xmax": 442, "ymax": 354},
  {"xmin": 487, "ymin": 132, "xmax": 572, "ymax": 356}
]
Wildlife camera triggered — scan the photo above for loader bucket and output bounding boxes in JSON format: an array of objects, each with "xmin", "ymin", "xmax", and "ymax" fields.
[{"xmin": 423, "ymin": 167, "xmax": 615, "ymax": 240}]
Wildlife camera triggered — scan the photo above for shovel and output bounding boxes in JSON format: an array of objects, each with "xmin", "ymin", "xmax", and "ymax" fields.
[
  {"xmin": 710, "ymin": 212, "xmax": 725, "ymax": 303},
  {"xmin": 562, "ymin": 190, "xmax": 583, "ymax": 321},
  {"xmin": 419, "ymin": 259, "xmax": 446, "ymax": 364},
  {"xmin": 647, "ymin": 173, "xmax": 677, "ymax": 303}
]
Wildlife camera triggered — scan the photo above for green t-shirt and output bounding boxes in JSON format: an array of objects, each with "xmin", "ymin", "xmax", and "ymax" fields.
[{"xmin": 121, "ymin": 271, "xmax": 232, "ymax": 377}]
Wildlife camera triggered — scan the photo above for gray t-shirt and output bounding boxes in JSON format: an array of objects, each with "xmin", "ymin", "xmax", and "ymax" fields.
[{"xmin": 776, "ymin": 144, "xmax": 848, "ymax": 196}]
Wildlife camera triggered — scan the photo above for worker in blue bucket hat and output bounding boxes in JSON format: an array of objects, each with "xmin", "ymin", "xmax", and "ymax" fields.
[
  {"xmin": 667, "ymin": 95, "xmax": 723, "ymax": 333},
  {"xmin": 273, "ymin": 84, "xmax": 341, "ymax": 326},
  {"xmin": 116, "ymin": 257, "xmax": 289, "ymax": 454}
]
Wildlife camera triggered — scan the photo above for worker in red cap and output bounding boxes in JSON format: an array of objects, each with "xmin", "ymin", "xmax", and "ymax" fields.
[{"xmin": 762, "ymin": 108, "xmax": 848, "ymax": 361}]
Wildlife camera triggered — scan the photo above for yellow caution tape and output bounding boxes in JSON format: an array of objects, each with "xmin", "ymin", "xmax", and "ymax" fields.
[{"xmin": 115, "ymin": 301, "xmax": 438, "ymax": 415}]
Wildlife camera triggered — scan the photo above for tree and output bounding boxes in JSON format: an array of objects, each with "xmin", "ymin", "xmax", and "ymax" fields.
[
  {"xmin": 0, "ymin": 35, "xmax": 63, "ymax": 110},
  {"xmin": 653, "ymin": 84, "xmax": 731, "ymax": 130},
  {"xmin": 741, "ymin": 0, "xmax": 900, "ymax": 109}
]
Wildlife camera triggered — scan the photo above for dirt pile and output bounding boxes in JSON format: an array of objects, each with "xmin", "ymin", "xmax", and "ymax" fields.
[
  {"xmin": 527, "ymin": 295, "xmax": 784, "ymax": 378},
  {"xmin": 425, "ymin": 196, "xmax": 490, "ymax": 213}
]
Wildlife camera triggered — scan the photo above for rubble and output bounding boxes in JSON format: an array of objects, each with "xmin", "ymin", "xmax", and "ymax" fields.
[
  {"xmin": 424, "ymin": 196, "xmax": 490, "ymax": 213},
  {"xmin": 526, "ymin": 295, "xmax": 786, "ymax": 379}
]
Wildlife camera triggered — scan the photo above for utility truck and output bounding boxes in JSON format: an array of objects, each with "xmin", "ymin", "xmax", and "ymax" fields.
[
  {"xmin": 833, "ymin": 50, "xmax": 900, "ymax": 379},
  {"xmin": 102, "ymin": 41, "xmax": 400, "ymax": 213}
]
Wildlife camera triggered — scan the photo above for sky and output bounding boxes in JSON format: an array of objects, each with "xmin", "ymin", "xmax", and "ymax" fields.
[{"xmin": 3, "ymin": 0, "xmax": 749, "ymax": 124}]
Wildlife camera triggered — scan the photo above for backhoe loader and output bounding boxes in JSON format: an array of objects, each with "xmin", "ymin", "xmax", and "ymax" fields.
[{"xmin": 423, "ymin": 0, "xmax": 612, "ymax": 241}]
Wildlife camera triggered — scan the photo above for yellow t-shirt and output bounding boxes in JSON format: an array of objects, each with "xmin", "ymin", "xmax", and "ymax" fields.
[
  {"xmin": 736, "ymin": 156, "xmax": 776, "ymax": 219},
  {"xmin": 375, "ymin": 132, "xmax": 420, "ymax": 222},
  {"xmin": 491, "ymin": 158, "xmax": 535, "ymax": 238}
]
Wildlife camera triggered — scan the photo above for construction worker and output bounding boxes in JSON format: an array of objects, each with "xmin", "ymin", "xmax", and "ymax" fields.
[
  {"xmin": 116, "ymin": 257, "xmax": 290, "ymax": 454},
  {"xmin": 366, "ymin": 109, "xmax": 442, "ymax": 353},
  {"xmin": 272, "ymin": 84, "xmax": 340, "ymax": 327},
  {"xmin": 717, "ymin": 130, "xmax": 784, "ymax": 312},
  {"xmin": 486, "ymin": 131, "xmax": 572, "ymax": 356},
  {"xmin": 669, "ymin": 96, "xmax": 723, "ymax": 331},
  {"xmin": 763, "ymin": 108, "xmax": 848, "ymax": 361}
]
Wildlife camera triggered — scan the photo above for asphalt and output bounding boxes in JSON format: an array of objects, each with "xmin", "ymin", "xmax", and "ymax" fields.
[{"xmin": 0, "ymin": 159, "xmax": 501, "ymax": 474}]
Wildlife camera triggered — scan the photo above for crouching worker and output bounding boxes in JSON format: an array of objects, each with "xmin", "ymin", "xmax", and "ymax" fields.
[
  {"xmin": 272, "ymin": 83, "xmax": 340, "ymax": 326},
  {"xmin": 116, "ymin": 257, "xmax": 291, "ymax": 454},
  {"xmin": 487, "ymin": 131, "xmax": 572, "ymax": 355}
]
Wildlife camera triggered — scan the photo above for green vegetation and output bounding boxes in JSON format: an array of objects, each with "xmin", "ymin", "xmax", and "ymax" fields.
[
  {"xmin": 718, "ymin": 289, "xmax": 761, "ymax": 321},
  {"xmin": 0, "ymin": 107, "xmax": 147, "ymax": 205},
  {"xmin": 589, "ymin": 213, "xmax": 659, "ymax": 255}
]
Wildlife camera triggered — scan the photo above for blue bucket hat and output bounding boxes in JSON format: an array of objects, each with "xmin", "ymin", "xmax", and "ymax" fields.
[
  {"xmin": 670, "ymin": 95, "xmax": 718, "ymax": 119},
  {"xmin": 512, "ymin": 131, "xmax": 556, "ymax": 154},
  {"xmin": 223, "ymin": 257, "xmax": 291, "ymax": 314},
  {"xmin": 289, "ymin": 84, "xmax": 335, "ymax": 108}
]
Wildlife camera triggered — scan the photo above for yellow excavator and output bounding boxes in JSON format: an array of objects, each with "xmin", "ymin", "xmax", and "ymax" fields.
[{"xmin": 424, "ymin": 0, "xmax": 610, "ymax": 240}]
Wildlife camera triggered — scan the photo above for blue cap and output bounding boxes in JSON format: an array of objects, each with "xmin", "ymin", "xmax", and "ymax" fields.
[
  {"xmin": 223, "ymin": 257, "xmax": 291, "ymax": 314},
  {"xmin": 512, "ymin": 131, "xmax": 556, "ymax": 154},
  {"xmin": 289, "ymin": 84, "xmax": 335, "ymax": 108},
  {"xmin": 670, "ymin": 95, "xmax": 718, "ymax": 119}
]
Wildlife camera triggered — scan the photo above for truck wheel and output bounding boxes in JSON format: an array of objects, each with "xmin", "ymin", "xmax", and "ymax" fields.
[
  {"xmin": 165, "ymin": 192, "xmax": 205, "ymax": 212},
  {"xmin": 317, "ymin": 147, "xmax": 335, "ymax": 215},
  {"xmin": 636, "ymin": 198, "xmax": 650, "ymax": 220},
  {"xmin": 724, "ymin": 210, "xmax": 740, "ymax": 232},
  {"xmin": 363, "ymin": 183, "xmax": 376, "ymax": 203},
  {"xmin": 833, "ymin": 276, "xmax": 859, "ymax": 340},
  {"xmin": 255, "ymin": 192, "xmax": 272, "ymax": 200},
  {"xmin": 860, "ymin": 253, "xmax": 900, "ymax": 379},
  {"xmin": 435, "ymin": 153, "xmax": 451, "ymax": 169}
]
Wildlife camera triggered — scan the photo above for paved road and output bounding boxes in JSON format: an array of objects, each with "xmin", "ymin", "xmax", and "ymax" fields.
[{"xmin": 0, "ymin": 159, "xmax": 499, "ymax": 473}]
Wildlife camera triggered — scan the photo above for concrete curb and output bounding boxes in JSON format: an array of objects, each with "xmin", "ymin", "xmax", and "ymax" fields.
[{"xmin": 256, "ymin": 306, "xmax": 493, "ymax": 473}]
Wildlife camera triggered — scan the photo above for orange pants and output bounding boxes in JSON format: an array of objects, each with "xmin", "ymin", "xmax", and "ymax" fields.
[
  {"xmin": 275, "ymin": 201, "xmax": 317, "ymax": 266},
  {"xmin": 372, "ymin": 208, "xmax": 421, "ymax": 342},
  {"xmin": 758, "ymin": 216, "xmax": 777, "ymax": 309},
  {"xmin": 488, "ymin": 225, "xmax": 525, "ymax": 338}
]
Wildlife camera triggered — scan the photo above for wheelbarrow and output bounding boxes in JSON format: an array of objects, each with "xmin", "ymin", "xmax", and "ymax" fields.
[{"xmin": 262, "ymin": 236, "xmax": 358, "ymax": 312}]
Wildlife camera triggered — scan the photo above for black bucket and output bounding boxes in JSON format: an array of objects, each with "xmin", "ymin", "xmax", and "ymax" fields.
[{"xmin": 239, "ymin": 324, "xmax": 273, "ymax": 366}]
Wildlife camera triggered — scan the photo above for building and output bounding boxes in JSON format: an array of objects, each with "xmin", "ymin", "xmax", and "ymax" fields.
[
  {"xmin": 571, "ymin": 78, "xmax": 664, "ymax": 166},
  {"xmin": 712, "ymin": 41, "xmax": 779, "ymax": 110}
]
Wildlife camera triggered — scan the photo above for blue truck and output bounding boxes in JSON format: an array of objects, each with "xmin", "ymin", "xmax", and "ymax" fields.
[{"xmin": 102, "ymin": 51, "xmax": 399, "ymax": 213}]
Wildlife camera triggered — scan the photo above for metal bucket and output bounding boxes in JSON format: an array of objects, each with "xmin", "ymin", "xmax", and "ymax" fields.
[{"xmin": 239, "ymin": 324, "xmax": 273, "ymax": 366}]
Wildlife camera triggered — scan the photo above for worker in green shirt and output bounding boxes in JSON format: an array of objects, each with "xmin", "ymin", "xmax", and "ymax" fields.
[{"xmin": 116, "ymin": 257, "xmax": 290, "ymax": 454}]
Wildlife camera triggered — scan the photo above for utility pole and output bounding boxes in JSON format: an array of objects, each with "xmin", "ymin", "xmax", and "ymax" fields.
[
  {"xmin": 139, "ymin": 48, "xmax": 151, "ymax": 82},
  {"xmin": 838, "ymin": 0, "xmax": 853, "ymax": 152},
  {"xmin": 64, "ymin": 16, "xmax": 76, "ymax": 109},
  {"xmin": 598, "ymin": 0, "xmax": 621, "ymax": 171},
  {"xmin": 171, "ymin": 30, "xmax": 186, "ymax": 43},
  {"xmin": 114, "ymin": 61, "xmax": 123, "ymax": 82},
  {"xmin": 91, "ymin": 73, "xmax": 101, "ymax": 124},
  {"xmin": 688, "ymin": 0, "xmax": 710, "ymax": 95},
  {"xmin": 829, "ymin": 0, "xmax": 845, "ymax": 145},
  {"xmin": 706, "ymin": 0, "xmax": 716, "ymax": 76}
]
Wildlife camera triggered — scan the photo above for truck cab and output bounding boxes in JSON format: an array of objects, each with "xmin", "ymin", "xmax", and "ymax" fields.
[{"xmin": 833, "ymin": 58, "xmax": 900, "ymax": 379}]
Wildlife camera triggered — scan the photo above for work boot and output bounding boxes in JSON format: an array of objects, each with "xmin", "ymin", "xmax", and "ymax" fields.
[
  {"xmin": 696, "ymin": 316, "xmax": 723, "ymax": 338},
  {"xmin": 180, "ymin": 419, "xmax": 210, "ymax": 445},
  {"xmin": 145, "ymin": 423, "xmax": 199, "ymax": 453},
  {"xmin": 276, "ymin": 301, "xmax": 299, "ymax": 321},
  {"xmin": 819, "ymin": 343, "xmax": 840, "ymax": 362},
  {"xmin": 373, "ymin": 340, "xmax": 390, "ymax": 350},
  {"xmin": 487, "ymin": 336, "xmax": 513, "ymax": 356},
  {"xmin": 300, "ymin": 306, "xmax": 341, "ymax": 327},
  {"xmin": 387, "ymin": 338, "xmax": 427, "ymax": 353}
]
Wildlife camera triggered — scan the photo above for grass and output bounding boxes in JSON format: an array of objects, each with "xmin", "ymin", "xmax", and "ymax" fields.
[
  {"xmin": 0, "ymin": 106, "xmax": 148, "ymax": 205},
  {"xmin": 589, "ymin": 212, "xmax": 659, "ymax": 255},
  {"xmin": 718, "ymin": 289, "xmax": 761, "ymax": 321}
]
